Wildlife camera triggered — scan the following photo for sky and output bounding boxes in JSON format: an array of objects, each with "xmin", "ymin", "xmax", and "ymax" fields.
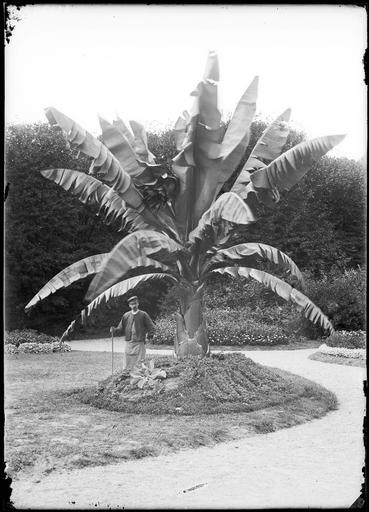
[{"xmin": 5, "ymin": 4, "xmax": 367, "ymax": 160}]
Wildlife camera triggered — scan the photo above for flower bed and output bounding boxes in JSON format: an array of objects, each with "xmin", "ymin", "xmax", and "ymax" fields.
[
  {"xmin": 5, "ymin": 329, "xmax": 71, "ymax": 354},
  {"xmin": 152, "ymin": 311, "xmax": 289, "ymax": 346},
  {"xmin": 318, "ymin": 343, "xmax": 365, "ymax": 360}
]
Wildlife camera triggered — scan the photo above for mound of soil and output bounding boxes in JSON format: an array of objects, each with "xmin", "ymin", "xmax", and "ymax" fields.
[{"xmin": 77, "ymin": 353, "xmax": 335, "ymax": 415}]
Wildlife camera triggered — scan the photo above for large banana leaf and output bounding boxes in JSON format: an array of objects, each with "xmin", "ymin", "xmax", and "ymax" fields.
[
  {"xmin": 212, "ymin": 76, "xmax": 259, "ymax": 198},
  {"xmin": 250, "ymin": 134, "xmax": 346, "ymax": 197},
  {"xmin": 232, "ymin": 108, "xmax": 291, "ymax": 196},
  {"xmin": 113, "ymin": 116, "xmax": 135, "ymax": 146},
  {"xmin": 61, "ymin": 272, "xmax": 178, "ymax": 341},
  {"xmin": 189, "ymin": 192, "xmax": 258, "ymax": 245},
  {"xmin": 172, "ymin": 52, "xmax": 224, "ymax": 233},
  {"xmin": 45, "ymin": 106, "xmax": 144, "ymax": 209},
  {"xmin": 213, "ymin": 266, "xmax": 334, "ymax": 333},
  {"xmin": 98, "ymin": 116, "xmax": 142, "ymax": 177},
  {"xmin": 206, "ymin": 242, "xmax": 304, "ymax": 284},
  {"xmin": 246, "ymin": 108, "xmax": 291, "ymax": 169},
  {"xmin": 25, "ymin": 254, "xmax": 108, "ymax": 312},
  {"xmin": 211, "ymin": 76, "xmax": 258, "ymax": 160},
  {"xmin": 129, "ymin": 120, "xmax": 156, "ymax": 165},
  {"xmin": 40, "ymin": 168, "xmax": 130, "ymax": 228},
  {"xmin": 85, "ymin": 273, "xmax": 178, "ymax": 317},
  {"xmin": 86, "ymin": 230, "xmax": 183, "ymax": 301}
]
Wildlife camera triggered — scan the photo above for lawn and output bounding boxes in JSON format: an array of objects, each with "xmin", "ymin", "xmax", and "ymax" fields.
[{"xmin": 5, "ymin": 350, "xmax": 337, "ymax": 482}]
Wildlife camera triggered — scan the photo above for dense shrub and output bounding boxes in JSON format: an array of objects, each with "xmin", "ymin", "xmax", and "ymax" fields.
[
  {"xmin": 152, "ymin": 316, "xmax": 176, "ymax": 345},
  {"xmin": 301, "ymin": 268, "xmax": 366, "ymax": 338},
  {"xmin": 325, "ymin": 330, "xmax": 366, "ymax": 349}
]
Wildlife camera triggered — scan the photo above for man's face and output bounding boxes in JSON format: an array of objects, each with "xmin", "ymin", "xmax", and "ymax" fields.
[{"xmin": 129, "ymin": 299, "xmax": 139, "ymax": 312}]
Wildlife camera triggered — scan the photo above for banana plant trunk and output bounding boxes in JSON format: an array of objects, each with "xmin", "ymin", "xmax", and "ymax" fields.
[{"xmin": 174, "ymin": 283, "xmax": 210, "ymax": 358}]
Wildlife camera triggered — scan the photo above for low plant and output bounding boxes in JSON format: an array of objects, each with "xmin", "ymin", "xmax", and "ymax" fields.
[
  {"xmin": 5, "ymin": 340, "xmax": 71, "ymax": 354},
  {"xmin": 318, "ymin": 343, "xmax": 365, "ymax": 360},
  {"xmin": 129, "ymin": 360, "xmax": 167, "ymax": 390},
  {"xmin": 325, "ymin": 330, "xmax": 366, "ymax": 349}
]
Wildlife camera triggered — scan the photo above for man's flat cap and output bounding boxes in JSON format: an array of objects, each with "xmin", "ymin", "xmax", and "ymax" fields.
[{"xmin": 127, "ymin": 295, "xmax": 138, "ymax": 303}]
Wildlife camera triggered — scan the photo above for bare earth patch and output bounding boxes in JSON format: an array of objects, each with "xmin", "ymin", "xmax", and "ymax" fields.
[
  {"xmin": 5, "ymin": 350, "xmax": 336, "ymax": 484},
  {"xmin": 309, "ymin": 351, "xmax": 366, "ymax": 367}
]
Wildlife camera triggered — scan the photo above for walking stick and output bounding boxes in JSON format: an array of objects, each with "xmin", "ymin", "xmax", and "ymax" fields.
[{"xmin": 111, "ymin": 329, "xmax": 114, "ymax": 376}]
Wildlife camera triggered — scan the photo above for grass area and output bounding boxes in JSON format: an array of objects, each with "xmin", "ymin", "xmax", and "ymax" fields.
[
  {"xmin": 309, "ymin": 352, "xmax": 366, "ymax": 367},
  {"xmin": 5, "ymin": 350, "xmax": 337, "ymax": 482}
]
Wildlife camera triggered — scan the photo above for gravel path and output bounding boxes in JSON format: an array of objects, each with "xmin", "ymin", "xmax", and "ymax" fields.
[{"xmin": 11, "ymin": 348, "xmax": 365, "ymax": 509}]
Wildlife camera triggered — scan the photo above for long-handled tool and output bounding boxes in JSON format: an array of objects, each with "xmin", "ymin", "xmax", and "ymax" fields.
[{"xmin": 111, "ymin": 328, "xmax": 114, "ymax": 376}]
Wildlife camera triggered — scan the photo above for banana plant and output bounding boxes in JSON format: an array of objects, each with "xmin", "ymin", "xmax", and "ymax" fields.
[{"xmin": 25, "ymin": 51, "xmax": 345, "ymax": 358}]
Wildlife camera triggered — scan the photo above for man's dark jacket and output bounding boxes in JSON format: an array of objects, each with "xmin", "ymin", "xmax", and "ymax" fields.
[{"xmin": 117, "ymin": 310, "xmax": 155, "ymax": 342}]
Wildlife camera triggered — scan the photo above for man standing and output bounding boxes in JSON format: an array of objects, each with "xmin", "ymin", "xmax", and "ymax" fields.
[{"xmin": 110, "ymin": 296, "xmax": 155, "ymax": 370}]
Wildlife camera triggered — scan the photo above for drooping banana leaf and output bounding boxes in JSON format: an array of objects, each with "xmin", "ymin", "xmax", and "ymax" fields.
[
  {"xmin": 249, "ymin": 134, "xmax": 346, "ymax": 206},
  {"xmin": 85, "ymin": 273, "xmax": 178, "ymax": 317},
  {"xmin": 60, "ymin": 320, "xmax": 76, "ymax": 342},
  {"xmin": 86, "ymin": 230, "xmax": 183, "ymax": 301},
  {"xmin": 189, "ymin": 192, "xmax": 258, "ymax": 245},
  {"xmin": 232, "ymin": 108, "xmax": 291, "ymax": 196},
  {"xmin": 39, "ymin": 168, "xmax": 132, "ymax": 229},
  {"xmin": 45, "ymin": 107, "xmax": 144, "ymax": 209},
  {"xmin": 25, "ymin": 254, "xmax": 108, "ymax": 312},
  {"xmin": 205, "ymin": 242, "xmax": 304, "ymax": 284},
  {"xmin": 213, "ymin": 266, "xmax": 334, "ymax": 333},
  {"xmin": 60, "ymin": 272, "xmax": 178, "ymax": 341}
]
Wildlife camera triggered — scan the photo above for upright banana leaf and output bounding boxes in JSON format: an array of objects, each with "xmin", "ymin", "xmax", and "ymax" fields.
[
  {"xmin": 86, "ymin": 230, "xmax": 182, "ymax": 301},
  {"xmin": 189, "ymin": 192, "xmax": 258, "ymax": 246},
  {"xmin": 213, "ymin": 76, "xmax": 259, "ymax": 160},
  {"xmin": 232, "ymin": 108, "xmax": 291, "ymax": 196},
  {"xmin": 172, "ymin": 52, "xmax": 224, "ymax": 233},
  {"xmin": 214, "ymin": 266, "xmax": 334, "ymax": 333},
  {"xmin": 45, "ymin": 106, "xmax": 143, "ymax": 209},
  {"xmin": 205, "ymin": 242, "xmax": 304, "ymax": 284},
  {"xmin": 25, "ymin": 254, "xmax": 108, "ymax": 312},
  {"xmin": 98, "ymin": 116, "xmax": 142, "ymax": 177},
  {"xmin": 113, "ymin": 116, "xmax": 135, "ymax": 146},
  {"xmin": 210, "ymin": 76, "xmax": 259, "ymax": 201},
  {"xmin": 129, "ymin": 120, "xmax": 156, "ymax": 165}
]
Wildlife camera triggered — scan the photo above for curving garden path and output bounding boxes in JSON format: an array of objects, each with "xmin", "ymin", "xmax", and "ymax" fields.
[{"xmin": 11, "ymin": 348, "xmax": 366, "ymax": 509}]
